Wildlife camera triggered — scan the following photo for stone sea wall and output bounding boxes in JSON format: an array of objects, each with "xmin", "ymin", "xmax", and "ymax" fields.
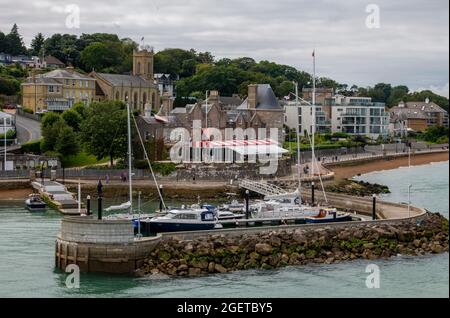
[{"xmin": 135, "ymin": 213, "xmax": 449, "ymax": 277}]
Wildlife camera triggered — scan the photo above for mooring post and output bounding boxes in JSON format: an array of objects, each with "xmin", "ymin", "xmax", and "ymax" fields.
[
  {"xmin": 159, "ymin": 184, "xmax": 164, "ymax": 212},
  {"xmin": 245, "ymin": 190, "xmax": 250, "ymax": 219},
  {"xmin": 311, "ymin": 182, "xmax": 315, "ymax": 206},
  {"xmin": 97, "ymin": 179, "xmax": 103, "ymax": 220},
  {"xmin": 372, "ymin": 194, "xmax": 376, "ymax": 220},
  {"xmin": 86, "ymin": 195, "xmax": 91, "ymax": 216}
]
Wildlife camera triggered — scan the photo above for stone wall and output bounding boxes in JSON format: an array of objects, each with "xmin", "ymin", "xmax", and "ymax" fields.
[
  {"xmin": 56, "ymin": 216, "xmax": 161, "ymax": 273},
  {"xmin": 176, "ymin": 158, "xmax": 292, "ymax": 181},
  {"xmin": 60, "ymin": 217, "xmax": 135, "ymax": 244},
  {"xmin": 136, "ymin": 213, "xmax": 449, "ymax": 277}
]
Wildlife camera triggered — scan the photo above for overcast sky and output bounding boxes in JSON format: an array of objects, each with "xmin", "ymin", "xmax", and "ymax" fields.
[{"xmin": 1, "ymin": 0, "xmax": 448, "ymax": 97}]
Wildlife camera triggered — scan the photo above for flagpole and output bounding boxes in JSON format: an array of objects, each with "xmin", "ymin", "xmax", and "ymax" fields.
[
  {"xmin": 295, "ymin": 81, "xmax": 302, "ymax": 205},
  {"xmin": 311, "ymin": 50, "xmax": 316, "ymax": 177}
]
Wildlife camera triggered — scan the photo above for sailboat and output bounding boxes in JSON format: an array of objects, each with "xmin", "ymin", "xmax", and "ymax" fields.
[
  {"xmin": 252, "ymin": 51, "xmax": 351, "ymax": 223},
  {"xmin": 104, "ymin": 100, "xmax": 163, "ymax": 225}
]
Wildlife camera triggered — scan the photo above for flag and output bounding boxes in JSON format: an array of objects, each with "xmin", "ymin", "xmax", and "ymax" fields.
[
  {"xmin": 312, "ymin": 50, "xmax": 315, "ymax": 57},
  {"xmin": 141, "ymin": 36, "xmax": 144, "ymax": 41}
]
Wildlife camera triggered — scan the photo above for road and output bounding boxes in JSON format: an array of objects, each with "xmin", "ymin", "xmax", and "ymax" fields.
[{"xmin": 15, "ymin": 113, "xmax": 41, "ymax": 144}]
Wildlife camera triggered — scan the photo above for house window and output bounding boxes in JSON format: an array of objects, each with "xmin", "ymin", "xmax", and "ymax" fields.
[
  {"xmin": 85, "ymin": 81, "xmax": 89, "ymax": 88},
  {"xmin": 65, "ymin": 79, "xmax": 69, "ymax": 86},
  {"xmin": 72, "ymin": 80, "xmax": 76, "ymax": 86},
  {"xmin": 48, "ymin": 86, "xmax": 55, "ymax": 93}
]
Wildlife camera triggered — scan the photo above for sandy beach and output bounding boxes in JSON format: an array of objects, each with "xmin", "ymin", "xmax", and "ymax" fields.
[{"xmin": 330, "ymin": 151, "xmax": 449, "ymax": 180}]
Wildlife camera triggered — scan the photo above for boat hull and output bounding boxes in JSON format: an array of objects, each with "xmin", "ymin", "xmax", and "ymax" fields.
[
  {"xmin": 25, "ymin": 199, "xmax": 46, "ymax": 211},
  {"xmin": 305, "ymin": 215, "xmax": 352, "ymax": 224},
  {"xmin": 143, "ymin": 220, "xmax": 217, "ymax": 234}
]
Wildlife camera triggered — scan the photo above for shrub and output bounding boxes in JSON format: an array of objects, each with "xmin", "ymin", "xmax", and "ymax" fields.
[
  {"xmin": 22, "ymin": 139, "xmax": 42, "ymax": 154},
  {"xmin": 22, "ymin": 107, "xmax": 34, "ymax": 114}
]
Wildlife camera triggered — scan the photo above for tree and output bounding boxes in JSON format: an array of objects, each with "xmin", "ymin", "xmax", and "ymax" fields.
[
  {"xmin": 0, "ymin": 31, "xmax": 6, "ymax": 53},
  {"xmin": 4, "ymin": 24, "xmax": 27, "ymax": 55},
  {"xmin": 62, "ymin": 109, "xmax": 82, "ymax": 131},
  {"xmin": 80, "ymin": 41, "xmax": 125, "ymax": 72},
  {"xmin": 55, "ymin": 125, "xmax": 79, "ymax": 158},
  {"xmin": 30, "ymin": 33, "xmax": 45, "ymax": 56},
  {"xmin": 80, "ymin": 101, "xmax": 128, "ymax": 166},
  {"xmin": 0, "ymin": 77, "xmax": 20, "ymax": 95},
  {"xmin": 72, "ymin": 102, "xmax": 88, "ymax": 119},
  {"xmin": 41, "ymin": 116, "xmax": 66, "ymax": 152},
  {"xmin": 43, "ymin": 33, "xmax": 80, "ymax": 66}
]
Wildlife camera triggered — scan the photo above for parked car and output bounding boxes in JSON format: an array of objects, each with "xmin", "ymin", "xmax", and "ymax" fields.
[{"xmin": 3, "ymin": 103, "xmax": 15, "ymax": 109}]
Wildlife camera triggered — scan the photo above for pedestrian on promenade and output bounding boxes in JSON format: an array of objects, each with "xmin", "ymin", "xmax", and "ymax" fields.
[{"xmin": 106, "ymin": 174, "xmax": 110, "ymax": 185}]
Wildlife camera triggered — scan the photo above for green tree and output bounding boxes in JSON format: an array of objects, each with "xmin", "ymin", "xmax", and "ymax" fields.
[
  {"xmin": 72, "ymin": 102, "xmax": 88, "ymax": 119},
  {"xmin": 41, "ymin": 116, "xmax": 66, "ymax": 152},
  {"xmin": 4, "ymin": 24, "xmax": 27, "ymax": 55},
  {"xmin": 0, "ymin": 31, "xmax": 6, "ymax": 53},
  {"xmin": 43, "ymin": 33, "xmax": 80, "ymax": 66},
  {"xmin": 80, "ymin": 101, "xmax": 128, "ymax": 166},
  {"xmin": 80, "ymin": 41, "xmax": 125, "ymax": 72},
  {"xmin": 30, "ymin": 33, "xmax": 45, "ymax": 56},
  {"xmin": 62, "ymin": 109, "xmax": 82, "ymax": 131},
  {"xmin": 55, "ymin": 125, "xmax": 79, "ymax": 158}
]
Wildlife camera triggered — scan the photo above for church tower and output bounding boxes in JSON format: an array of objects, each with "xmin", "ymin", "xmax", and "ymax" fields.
[{"xmin": 132, "ymin": 49, "xmax": 154, "ymax": 81}]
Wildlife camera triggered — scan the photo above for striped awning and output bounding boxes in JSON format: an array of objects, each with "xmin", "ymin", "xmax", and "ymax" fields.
[{"xmin": 193, "ymin": 139, "xmax": 288, "ymax": 156}]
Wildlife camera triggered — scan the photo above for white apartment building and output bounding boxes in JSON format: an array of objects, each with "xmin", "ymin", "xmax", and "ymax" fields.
[
  {"xmin": 331, "ymin": 95, "xmax": 389, "ymax": 139},
  {"xmin": 284, "ymin": 95, "xmax": 389, "ymax": 139},
  {"xmin": 284, "ymin": 102, "xmax": 331, "ymax": 136}
]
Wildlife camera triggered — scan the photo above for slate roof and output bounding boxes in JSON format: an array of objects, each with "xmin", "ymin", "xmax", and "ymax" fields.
[
  {"xmin": 237, "ymin": 84, "xmax": 282, "ymax": 110},
  {"xmin": 96, "ymin": 73, "xmax": 157, "ymax": 88},
  {"xmin": 42, "ymin": 69, "xmax": 93, "ymax": 80}
]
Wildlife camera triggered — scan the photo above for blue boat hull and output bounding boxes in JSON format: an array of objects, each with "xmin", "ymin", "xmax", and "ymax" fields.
[{"xmin": 144, "ymin": 221, "xmax": 216, "ymax": 234}]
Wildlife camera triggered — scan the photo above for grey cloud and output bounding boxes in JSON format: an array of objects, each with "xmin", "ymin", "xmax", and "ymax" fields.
[{"xmin": 0, "ymin": 0, "xmax": 448, "ymax": 94}]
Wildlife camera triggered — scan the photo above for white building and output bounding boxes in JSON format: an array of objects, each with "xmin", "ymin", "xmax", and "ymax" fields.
[
  {"xmin": 331, "ymin": 95, "xmax": 389, "ymax": 139},
  {"xmin": 284, "ymin": 95, "xmax": 389, "ymax": 139},
  {"xmin": 284, "ymin": 101, "xmax": 331, "ymax": 136},
  {"xmin": 0, "ymin": 111, "xmax": 15, "ymax": 135}
]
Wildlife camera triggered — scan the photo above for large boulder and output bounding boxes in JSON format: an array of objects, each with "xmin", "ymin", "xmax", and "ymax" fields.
[{"xmin": 255, "ymin": 243, "xmax": 273, "ymax": 256}]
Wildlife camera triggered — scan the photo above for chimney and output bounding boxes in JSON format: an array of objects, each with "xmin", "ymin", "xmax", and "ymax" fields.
[
  {"xmin": 160, "ymin": 92, "xmax": 173, "ymax": 116},
  {"xmin": 425, "ymin": 97, "xmax": 430, "ymax": 104},
  {"xmin": 144, "ymin": 103, "xmax": 152, "ymax": 118},
  {"xmin": 248, "ymin": 84, "xmax": 258, "ymax": 109},
  {"xmin": 209, "ymin": 90, "xmax": 219, "ymax": 105}
]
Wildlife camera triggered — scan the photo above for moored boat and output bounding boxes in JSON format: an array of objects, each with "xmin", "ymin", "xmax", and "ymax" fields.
[
  {"xmin": 142, "ymin": 208, "xmax": 223, "ymax": 234},
  {"xmin": 305, "ymin": 208, "xmax": 352, "ymax": 224},
  {"xmin": 25, "ymin": 194, "xmax": 46, "ymax": 211}
]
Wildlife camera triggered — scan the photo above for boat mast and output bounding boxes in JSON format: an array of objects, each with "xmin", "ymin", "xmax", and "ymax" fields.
[
  {"xmin": 127, "ymin": 101, "xmax": 133, "ymax": 214},
  {"xmin": 311, "ymin": 50, "xmax": 316, "ymax": 177},
  {"xmin": 294, "ymin": 81, "xmax": 302, "ymax": 205}
]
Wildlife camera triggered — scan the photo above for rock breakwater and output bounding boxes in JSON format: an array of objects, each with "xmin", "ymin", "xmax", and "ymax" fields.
[{"xmin": 136, "ymin": 213, "xmax": 449, "ymax": 278}]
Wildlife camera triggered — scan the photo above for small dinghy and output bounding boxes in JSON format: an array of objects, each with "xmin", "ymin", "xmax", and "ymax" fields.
[{"xmin": 25, "ymin": 194, "xmax": 46, "ymax": 211}]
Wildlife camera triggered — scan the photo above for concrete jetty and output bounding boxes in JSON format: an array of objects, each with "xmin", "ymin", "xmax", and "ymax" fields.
[{"xmin": 31, "ymin": 180, "xmax": 85, "ymax": 215}]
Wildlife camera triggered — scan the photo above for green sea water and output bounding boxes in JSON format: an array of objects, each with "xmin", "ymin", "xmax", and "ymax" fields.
[{"xmin": 0, "ymin": 161, "xmax": 448, "ymax": 298}]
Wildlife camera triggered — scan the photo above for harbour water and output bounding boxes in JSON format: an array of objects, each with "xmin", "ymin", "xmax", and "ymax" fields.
[{"xmin": 0, "ymin": 161, "xmax": 448, "ymax": 298}]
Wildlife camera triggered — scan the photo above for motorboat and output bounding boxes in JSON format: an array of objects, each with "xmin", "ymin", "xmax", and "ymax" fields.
[
  {"xmin": 25, "ymin": 194, "xmax": 46, "ymax": 211},
  {"xmin": 221, "ymin": 200, "xmax": 245, "ymax": 213},
  {"xmin": 305, "ymin": 208, "xmax": 352, "ymax": 224},
  {"xmin": 142, "ymin": 208, "xmax": 223, "ymax": 234},
  {"xmin": 251, "ymin": 191, "xmax": 321, "ymax": 219}
]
